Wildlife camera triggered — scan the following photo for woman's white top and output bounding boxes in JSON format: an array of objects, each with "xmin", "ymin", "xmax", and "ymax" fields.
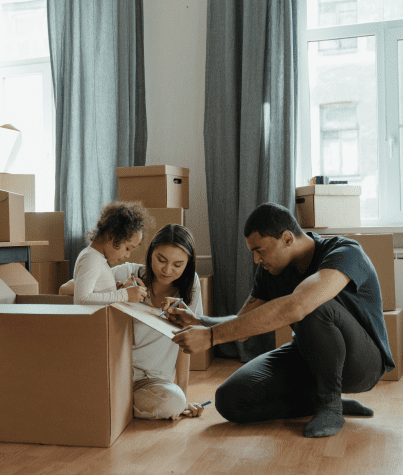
[
  {"xmin": 73, "ymin": 246, "xmax": 129, "ymax": 305},
  {"xmin": 73, "ymin": 253, "xmax": 203, "ymax": 383},
  {"xmin": 112, "ymin": 262, "xmax": 203, "ymax": 383}
]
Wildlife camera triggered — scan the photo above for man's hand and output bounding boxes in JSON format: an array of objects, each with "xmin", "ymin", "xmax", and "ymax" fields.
[
  {"xmin": 172, "ymin": 326, "xmax": 212, "ymax": 354},
  {"xmin": 163, "ymin": 298, "xmax": 201, "ymax": 327}
]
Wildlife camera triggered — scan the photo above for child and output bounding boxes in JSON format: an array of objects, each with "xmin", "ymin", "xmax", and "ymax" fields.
[
  {"xmin": 64, "ymin": 221, "xmax": 205, "ymax": 419},
  {"xmin": 73, "ymin": 200, "xmax": 150, "ymax": 305}
]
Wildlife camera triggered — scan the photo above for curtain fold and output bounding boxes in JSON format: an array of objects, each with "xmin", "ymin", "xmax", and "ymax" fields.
[
  {"xmin": 204, "ymin": 0, "xmax": 298, "ymax": 362},
  {"xmin": 47, "ymin": 0, "xmax": 147, "ymax": 277}
]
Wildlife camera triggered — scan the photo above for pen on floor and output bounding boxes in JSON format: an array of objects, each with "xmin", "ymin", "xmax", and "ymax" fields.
[
  {"xmin": 158, "ymin": 298, "xmax": 183, "ymax": 317},
  {"xmin": 200, "ymin": 401, "xmax": 211, "ymax": 407}
]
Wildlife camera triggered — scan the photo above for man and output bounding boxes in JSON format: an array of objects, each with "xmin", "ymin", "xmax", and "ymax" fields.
[{"xmin": 166, "ymin": 202, "xmax": 394, "ymax": 438}]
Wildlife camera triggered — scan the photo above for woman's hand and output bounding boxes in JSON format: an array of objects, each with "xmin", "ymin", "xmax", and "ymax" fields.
[
  {"xmin": 126, "ymin": 284, "xmax": 148, "ymax": 303},
  {"xmin": 181, "ymin": 403, "xmax": 205, "ymax": 418},
  {"xmin": 162, "ymin": 298, "xmax": 201, "ymax": 327}
]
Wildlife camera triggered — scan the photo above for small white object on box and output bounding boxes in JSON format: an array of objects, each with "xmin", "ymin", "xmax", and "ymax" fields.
[
  {"xmin": 296, "ymin": 185, "xmax": 361, "ymax": 228},
  {"xmin": 0, "ymin": 189, "xmax": 25, "ymax": 242},
  {"xmin": 0, "ymin": 124, "xmax": 22, "ymax": 173}
]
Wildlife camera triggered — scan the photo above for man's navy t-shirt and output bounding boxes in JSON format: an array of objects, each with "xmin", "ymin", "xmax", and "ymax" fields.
[{"xmin": 251, "ymin": 232, "xmax": 395, "ymax": 373}]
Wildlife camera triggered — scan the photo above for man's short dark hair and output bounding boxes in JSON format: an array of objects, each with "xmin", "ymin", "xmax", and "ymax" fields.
[{"xmin": 244, "ymin": 202, "xmax": 302, "ymax": 239}]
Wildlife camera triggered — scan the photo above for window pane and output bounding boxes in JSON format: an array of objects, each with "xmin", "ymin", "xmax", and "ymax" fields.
[
  {"xmin": 308, "ymin": 35, "xmax": 378, "ymax": 220},
  {"xmin": 307, "ymin": 0, "xmax": 403, "ymax": 29},
  {"xmin": 0, "ymin": 0, "xmax": 49, "ymax": 62},
  {"xmin": 3, "ymin": 73, "xmax": 54, "ymax": 211}
]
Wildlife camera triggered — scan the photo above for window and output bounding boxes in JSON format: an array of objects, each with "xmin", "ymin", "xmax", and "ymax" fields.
[
  {"xmin": 0, "ymin": 0, "xmax": 55, "ymax": 212},
  {"xmin": 320, "ymin": 102, "xmax": 359, "ymax": 177},
  {"xmin": 299, "ymin": 0, "xmax": 403, "ymax": 224}
]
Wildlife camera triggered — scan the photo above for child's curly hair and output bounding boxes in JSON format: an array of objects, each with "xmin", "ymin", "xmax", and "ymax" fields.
[{"xmin": 86, "ymin": 200, "xmax": 153, "ymax": 248}]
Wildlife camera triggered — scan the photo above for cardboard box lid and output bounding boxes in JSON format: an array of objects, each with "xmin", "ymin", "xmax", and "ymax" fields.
[
  {"xmin": 0, "ymin": 124, "xmax": 22, "ymax": 173},
  {"xmin": 0, "ymin": 279, "xmax": 16, "ymax": 304},
  {"xmin": 0, "ymin": 189, "xmax": 23, "ymax": 202},
  {"xmin": 296, "ymin": 185, "xmax": 361, "ymax": 197},
  {"xmin": 116, "ymin": 165, "xmax": 189, "ymax": 178}
]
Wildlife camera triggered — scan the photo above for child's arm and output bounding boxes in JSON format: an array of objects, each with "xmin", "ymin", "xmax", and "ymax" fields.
[{"xmin": 74, "ymin": 253, "xmax": 130, "ymax": 305}]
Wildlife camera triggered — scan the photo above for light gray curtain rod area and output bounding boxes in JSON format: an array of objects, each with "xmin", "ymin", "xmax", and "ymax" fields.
[{"xmin": 47, "ymin": 0, "xmax": 147, "ymax": 278}]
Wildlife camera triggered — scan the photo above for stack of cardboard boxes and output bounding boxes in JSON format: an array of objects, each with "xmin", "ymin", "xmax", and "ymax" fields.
[
  {"xmin": 116, "ymin": 165, "xmax": 214, "ymax": 370},
  {"xmin": 0, "ymin": 173, "xmax": 69, "ymax": 295}
]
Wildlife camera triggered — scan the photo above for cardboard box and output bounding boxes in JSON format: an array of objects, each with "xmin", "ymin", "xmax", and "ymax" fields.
[
  {"xmin": 25, "ymin": 212, "xmax": 65, "ymax": 262},
  {"xmin": 381, "ymin": 309, "xmax": 402, "ymax": 381},
  {"xmin": 31, "ymin": 261, "xmax": 70, "ymax": 295},
  {"xmin": 117, "ymin": 165, "xmax": 190, "ymax": 209},
  {"xmin": 0, "ymin": 263, "xmax": 38, "ymax": 295},
  {"xmin": 394, "ymin": 258, "xmax": 403, "ymax": 308},
  {"xmin": 0, "ymin": 124, "xmax": 22, "ymax": 173},
  {"xmin": 119, "ymin": 208, "xmax": 184, "ymax": 266},
  {"xmin": 322, "ymin": 234, "xmax": 396, "ymax": 312},
  {"xmin": 0, "ymin": 190, "xmax": 25, "ymax": 242},
  {"xmin": 0, "ymin": 302, "xmax": 133, "ymax": 447},
  {"xmin": 296, "ymin": 185, "xmax": 361, "ymax": 228},
  {"xmin": 0, "ymin": 173, "xmax": 35, "ymax": 212},
  {"xmin": 190, "ymin": 275, "xmax": 214, "ymax": 371}
]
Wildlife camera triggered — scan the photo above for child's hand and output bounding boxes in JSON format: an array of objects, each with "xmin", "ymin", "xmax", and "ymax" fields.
[
  {"xmin": 121, "ymin": 274, "xmax": 146, "ymax": 289},
  {"xmin": 181, "ymin": 403, "xmax": 205, "ymax": 418},
  {"xmin": 126, "ymin": 285, "xmax": 148, "ymax": 303}
]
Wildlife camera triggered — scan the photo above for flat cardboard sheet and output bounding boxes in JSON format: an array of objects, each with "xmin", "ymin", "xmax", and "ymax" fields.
[{"xmin": 111, "ymin": 302, "xmax": 181, "ymax": 339}]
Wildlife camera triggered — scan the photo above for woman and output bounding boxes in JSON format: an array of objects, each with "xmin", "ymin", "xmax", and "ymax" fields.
[{"xmin": 61, "ymin": 223, "xmax": 204, "ymax": 420}]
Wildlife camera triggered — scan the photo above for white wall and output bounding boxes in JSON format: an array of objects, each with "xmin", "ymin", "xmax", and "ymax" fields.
[{"xmin": 143, "ymin": 0, "xmax": 212, "ymax": 275}]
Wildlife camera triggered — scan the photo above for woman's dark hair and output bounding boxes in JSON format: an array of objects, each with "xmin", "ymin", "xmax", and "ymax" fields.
[
  {"xmin": 142, "ymin": 224, "xmax": 196, "ymax": 306},
  {"xmin": 244, "ymin": 202, "xmax": 302, "ymax": 239},
  {"xmin": 86, "ymin": 200, "xmax": 153, "ymax": 248}
]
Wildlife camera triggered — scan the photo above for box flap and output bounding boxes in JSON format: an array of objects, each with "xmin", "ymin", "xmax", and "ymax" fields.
[
  {"xmin": 0, "ymin": 263, "xmax": 38, "ymax": 295},
  {"xmin": 0, "ymin": 279, "xmax": 16, "ymax": 304},
  {"xmin": 116, "ymin": 165, "xmax": 189, "ymax": 178},
  {"xmin": 296, "ymin": 185, "xmax": 361, "ymax": 197}
]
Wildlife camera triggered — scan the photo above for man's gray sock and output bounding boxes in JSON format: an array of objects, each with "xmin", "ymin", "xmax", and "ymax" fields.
[
  {"xmin": 342, "ymin": 398, "xmax": 374, "ymax": 416},
  {"xmin": 303, "ymin": 399, "xmax": 345, "ymax": 438}
]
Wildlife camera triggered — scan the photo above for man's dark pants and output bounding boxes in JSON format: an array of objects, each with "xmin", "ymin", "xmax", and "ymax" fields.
[{"xmin": 215, "ymin": 299, "xmax": 385, "ymax": 423}]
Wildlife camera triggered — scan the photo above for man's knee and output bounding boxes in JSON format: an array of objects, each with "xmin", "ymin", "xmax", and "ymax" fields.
[
  {"xmin": 215, "ymin": 380, "xmax": 254, "ymax": 424},
  {"xmin": 294, "ymin": 300, "xmax": 337, "ymax": 334}
]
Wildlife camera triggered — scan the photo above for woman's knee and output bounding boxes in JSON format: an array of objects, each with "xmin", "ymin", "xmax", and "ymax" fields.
[{"xmin": 134, "ymin": 383, "xmax": 187, "ymax": 420}]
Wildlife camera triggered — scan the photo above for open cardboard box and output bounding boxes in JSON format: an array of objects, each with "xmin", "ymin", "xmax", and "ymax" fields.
[{"xmin": 0, "ymin": 295, "xmax": 134, "ymax": 448}]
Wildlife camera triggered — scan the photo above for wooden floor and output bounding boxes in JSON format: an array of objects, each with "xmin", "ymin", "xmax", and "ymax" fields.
[{"xmin": 2, "ymin": 358, "xmax": 403, "ymax": 475}]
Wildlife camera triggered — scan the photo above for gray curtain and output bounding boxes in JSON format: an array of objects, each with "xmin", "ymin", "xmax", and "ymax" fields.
[
  {"xmin": 204, "ymin": 0, "xmax": 298, "ymax": 362},
  {"xmin": 47, "ymin": 0, "xmax": 147, "ymax": 277}
]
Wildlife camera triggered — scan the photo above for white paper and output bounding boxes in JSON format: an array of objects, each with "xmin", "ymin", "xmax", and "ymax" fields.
[{"xmin": 111, "ymin": 302, "xmax": 181, "ymax": 339}]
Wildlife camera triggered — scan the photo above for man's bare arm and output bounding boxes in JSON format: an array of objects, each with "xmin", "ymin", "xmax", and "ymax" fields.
[
  {"xmin": 211, "ymin": 269, "xmax": 351, "ymax": 346},
  {"xmin": 198, "ymin": 294, "xmax": 267, "ymax": 327}
]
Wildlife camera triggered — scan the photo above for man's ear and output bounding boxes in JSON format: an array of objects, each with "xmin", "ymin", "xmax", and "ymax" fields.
[{"xmin": 282, "ymin": 230, "xmax": 294, "ymax": 246}]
